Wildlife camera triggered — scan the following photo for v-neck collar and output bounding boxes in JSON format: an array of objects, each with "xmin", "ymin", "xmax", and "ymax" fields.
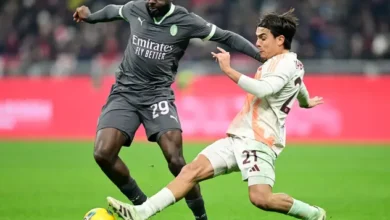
[{"xmin": 152, "ymin": 3, "xmax": 176, "ymax": 25}]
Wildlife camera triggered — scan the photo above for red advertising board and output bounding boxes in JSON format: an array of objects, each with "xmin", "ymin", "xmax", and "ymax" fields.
[{"xmin": 0, "ymin": 75, "xmax": 389, "ymax": 143}]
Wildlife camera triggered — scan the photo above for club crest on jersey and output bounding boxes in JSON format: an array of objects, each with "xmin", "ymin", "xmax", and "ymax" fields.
[{"xmin": 170, "ymin": 25, "xmax": 178, "ymax": 36}]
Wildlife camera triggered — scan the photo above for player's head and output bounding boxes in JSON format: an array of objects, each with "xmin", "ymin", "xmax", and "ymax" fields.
[
  {"xmin": 146, "ymin": 0, "xmax": 173, "ymax": 17},
  {"xmin": 256, "ymin": 8, "xmax": 298, "ymax": 61}
]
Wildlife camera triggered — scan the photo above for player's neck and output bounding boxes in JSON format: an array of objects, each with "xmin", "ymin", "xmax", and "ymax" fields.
[
  {"xmin": 150, "ymin": 3, "xmax": 172, "ymax": 20},
  {"xmin": 280, "ymin": 49, "xmax": 290, "ymax": 55},
  {"xmin": 274, "ymin": 49, "xmax": 290, "ymax": 57},
  {"xmin": 267, "ymin": 49, "xmax": 290, "ymax": 61}
]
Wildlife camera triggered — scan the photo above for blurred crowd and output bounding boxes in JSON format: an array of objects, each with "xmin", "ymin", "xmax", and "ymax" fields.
[{"xmin": 0, "ymin": 0, "xmax": 389, "ymax": 76}]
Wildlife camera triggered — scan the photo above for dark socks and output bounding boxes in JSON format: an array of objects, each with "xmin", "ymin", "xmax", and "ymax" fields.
[
  {"xmin": 186, "ymin": 197, "xmax": 208, "ymax": 220},
  {"xmin": 119, "ymin": 178, "xmax": 148, "ymax": 205}
]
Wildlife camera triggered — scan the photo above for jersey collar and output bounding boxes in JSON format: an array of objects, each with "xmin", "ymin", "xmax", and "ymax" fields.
[{"xmin": 153, "ymin": 3, "xmax": 176, "ymax": 25}]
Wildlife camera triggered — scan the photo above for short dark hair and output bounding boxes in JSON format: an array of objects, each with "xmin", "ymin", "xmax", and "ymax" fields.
[{"xmin": 258, "ymin": 8, "xmax": 299, "ymax": 49}]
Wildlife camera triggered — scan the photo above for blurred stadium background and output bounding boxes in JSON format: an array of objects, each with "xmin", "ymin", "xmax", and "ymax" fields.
[{"xmin": 0, "ymin": 0, "xmax": 389, "ymax": 220}]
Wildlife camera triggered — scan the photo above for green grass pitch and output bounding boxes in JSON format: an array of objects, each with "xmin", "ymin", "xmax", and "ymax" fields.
[{"xmin": 0, "ymin": 141, "xmax": 389, "ymax": 220}]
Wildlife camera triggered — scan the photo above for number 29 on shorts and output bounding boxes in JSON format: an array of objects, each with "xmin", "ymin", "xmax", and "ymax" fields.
[{"xmin": 151, "ymin": 101, "xmax": 170, "ymax": 119}]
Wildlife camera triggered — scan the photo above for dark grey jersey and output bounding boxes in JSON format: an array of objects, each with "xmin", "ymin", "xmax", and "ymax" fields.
[
  {"xmin": 86, "ymin": 1, "xmax": 261, "ymax": 104},
  {"xmin": 116, "ymin": 2, "xmax": 221, "ymax": 95}
]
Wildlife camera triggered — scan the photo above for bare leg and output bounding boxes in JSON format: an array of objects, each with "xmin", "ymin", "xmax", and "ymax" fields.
[
  {"xmin": 248, "ymin": 184, "xmax": 323, "ymax": 220},
  {"xmin": 94, "ymin": 128, "xmax": 147, "ymax": 205},
  {"xmin": 158, "ymin": 130, "xmax": 207, "ymax": 219},
  {"xmin": 135, "ymin": 155, "xmax": 214, "ymax": 219}
]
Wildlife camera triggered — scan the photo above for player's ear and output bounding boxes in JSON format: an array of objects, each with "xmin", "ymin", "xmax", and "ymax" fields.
[{"xmin": 277, "ymin": 35, "xmax": 285, "ymax": 47}]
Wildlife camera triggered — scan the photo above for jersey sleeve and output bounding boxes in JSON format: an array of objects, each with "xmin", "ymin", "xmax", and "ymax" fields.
[
  {"xmin": 260, "ymin": 59, "xmax": 295, "ymax": 94},
  {"xmin": 297, "ymin": 82, "xmax": 310, "ymax": 107},
  {"xmin": 85, "ymin": 4, "xmax": 125, "ymax": 24},
  {"xmin": 187, "ymin": 13, "xmax": 217, "ymax": 40},
  {"xmin": 237, "ymin": 59, "xmax": 295, "ymax": 98},
  {"xmin": 118, "ymin": 1, "xmax": 135, "ymax": 22},
  {"xmin": 185, "ymin": 13, "xmax": 261, "ymax": 61}
]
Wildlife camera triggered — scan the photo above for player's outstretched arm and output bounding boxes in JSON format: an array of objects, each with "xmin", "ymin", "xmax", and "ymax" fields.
[
  {"xmin": 189, "ymin": 14, "xmax": 261, "ymax": 62},
  {"xmin": 297, "ymin": 83, "xmax": 324, "ymax": 108},
  {"xmin": 73, "ymin": 5, "xmax": 124, "ymax": 24},
  {"xmin": 212, "ymin": 47, "xmax": 287, "ymax": 98},
  {"xmin": 210, "ymin": 28, "xmax": 262, "ymax": 62}
]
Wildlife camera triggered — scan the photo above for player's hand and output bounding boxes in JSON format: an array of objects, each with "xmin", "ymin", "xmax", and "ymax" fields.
[
  {"xmin": 211, "ymin": 47, "xmax": 231, "ymax": 72},
  {"xmin": 303, "ymin": 96, "xmax": 324, "ymax": 108},
  {"xmin": 73, "ymin": 5, "xmax": 91, "ymax": 23}
]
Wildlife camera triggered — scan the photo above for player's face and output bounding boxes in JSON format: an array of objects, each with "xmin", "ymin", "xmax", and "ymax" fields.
[
  {"xmin": 147, "ymin": 0, "xmax": 171, "ymax": 17},
  {"xmin": 255, "ymin": 27, "xmax": 285, "ymax": 60}
]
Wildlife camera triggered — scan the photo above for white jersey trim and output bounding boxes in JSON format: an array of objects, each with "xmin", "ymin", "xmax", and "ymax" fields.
[
  {"xmin": 203, "ymin": 24, "xmax": 216, "ymax": 41},
  {"xmin": 119, "ymin": 5, "xmax": 124, "ymax": 19}
]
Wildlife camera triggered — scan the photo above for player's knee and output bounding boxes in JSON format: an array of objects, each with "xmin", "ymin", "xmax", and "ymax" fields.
[
  {"xmin": 93, "ymin": 148, "xmax": 113, "ymax": 166},
  {"xmin": 179, "ymin": 162, "xmax": 203, "ymax": 183},
  {"xmin": 167, "ymin": 156, "xmax": 186, "ymax": 176},
  {"xmin": 93, "ymin": 138, "xmax": 118, "ymax": 166},
  {"xmin": 249, "ymin": 191, "xmax": 272, "ymax": 211}
]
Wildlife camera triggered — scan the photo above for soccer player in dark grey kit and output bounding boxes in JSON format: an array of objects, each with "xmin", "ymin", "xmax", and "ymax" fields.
[{"xmin": 73, "ymin": 1, "xmax": 261, "ymax": 219}]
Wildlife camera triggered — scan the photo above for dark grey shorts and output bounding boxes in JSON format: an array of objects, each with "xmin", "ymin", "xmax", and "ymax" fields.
[{"xmin": 97, "ymin": 93, "xmax": 182, "ymax": 146}]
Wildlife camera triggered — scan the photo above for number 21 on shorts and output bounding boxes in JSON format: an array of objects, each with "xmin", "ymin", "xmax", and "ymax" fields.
[
  {"xmin": 243, "ymin": 150, "xmax": 257, "ymax": 164},
  {"xmin": 151, "ymin": 101, "xmax": 170, "ymax": 119}
]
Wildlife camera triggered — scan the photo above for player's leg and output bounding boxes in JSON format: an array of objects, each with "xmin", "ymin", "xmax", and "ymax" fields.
[
  {"xmin": 107, "ymin": 137, "xmax": 237, "ymax": 220},
  {"xmin": 158, "ymin": 130, "xmax": 208, "ymax": 220},
  {"xmin": 107, "ymin": 154, "xmax": 213, "ymax": 220},
  {"xmin": 141, "ymin": 100, "xmax": 207, "ymax": 219},
  {"xmin": 235, "ymin": 139, "xmax": 326, "ymax": 219},
  {"xmin": 95, "ymin": 93, "xmax": 147, "ymax": 205},
  {"xmin": 248, "ymin": 184, "xmax": 326, "ymax": 220}
]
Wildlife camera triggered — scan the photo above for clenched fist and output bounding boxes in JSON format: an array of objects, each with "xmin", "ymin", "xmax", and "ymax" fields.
[{"xmin": 73, "ymin": 6, "xmax": 91, "ymax": 23}]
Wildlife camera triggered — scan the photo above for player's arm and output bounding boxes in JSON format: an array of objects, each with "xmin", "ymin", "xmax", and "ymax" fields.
[
  {"xmin": 74, "ymin": 3, "xmax": 132, "ymax": 24},
  {"xmin": 297, "ymin": 83, "xmax": 324, "ymax": 108},
  {"xmin": 235, "ymin": 69, "xmax": 288, "ymax": 98},
  {"xmin": 211, "ymin": 28, "xmax": 262, "ymax": 62},
  {"xmin": 212, "ymin": 48, "xmax": 290, "ymax": 98},
  {"xmin": 189, "ymin": 14, "xmax": 262, "ymax": 62},
  {"xmin": 297, "ymin": 83, "xmax": 310, "ymax": 108}
]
